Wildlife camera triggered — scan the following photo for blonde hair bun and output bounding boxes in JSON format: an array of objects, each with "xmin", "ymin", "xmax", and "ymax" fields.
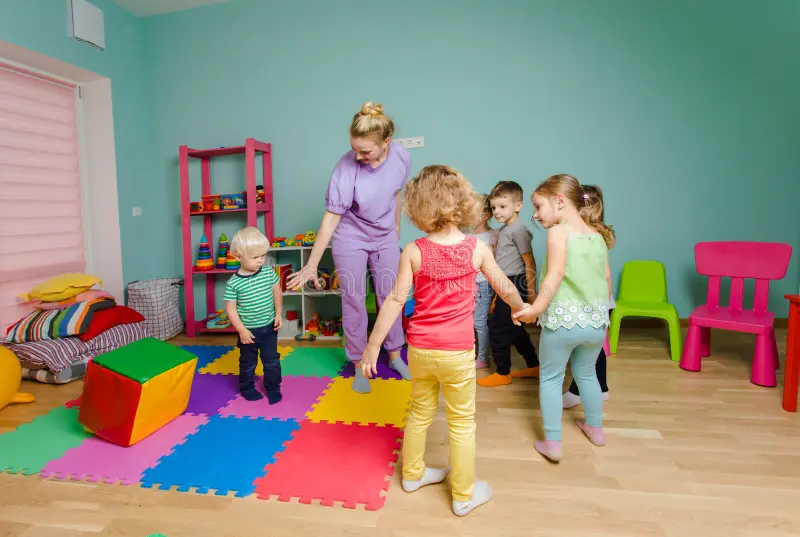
[
  {"xmin": 360, "ymin": 101, "xmax": 384, "ymax": 116},
  {"xmin": 350, "ymin": 101, "xmax": 394, "ymax": 140}
]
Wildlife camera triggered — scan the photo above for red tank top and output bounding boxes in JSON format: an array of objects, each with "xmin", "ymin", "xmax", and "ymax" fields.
[{"xmin": 407, "ymin": 235, "xmax": 479, "ymax": 351}]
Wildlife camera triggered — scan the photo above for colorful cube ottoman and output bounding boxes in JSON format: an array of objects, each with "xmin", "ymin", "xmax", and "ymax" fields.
[{"xmin": 78, "ymin": 337, "xmax": 197, "ymax": 447}]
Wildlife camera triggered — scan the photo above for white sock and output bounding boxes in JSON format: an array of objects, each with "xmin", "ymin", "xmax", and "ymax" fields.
[
  {"xmin": 402, "ymin": 466, "xmax": 450, "ymax": 492},
  {"xmin": 452, "ymin": 480, "xmax": 492, "ymax": 516},
  {"xmin": 562, "ymin": 390, "xmax": 610, "ymax": 408}
]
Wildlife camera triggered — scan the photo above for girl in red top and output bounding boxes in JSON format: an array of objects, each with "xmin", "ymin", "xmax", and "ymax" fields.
[{"xmin": 362, "ymin": 165, "xmax": 525, "ymax": 517}]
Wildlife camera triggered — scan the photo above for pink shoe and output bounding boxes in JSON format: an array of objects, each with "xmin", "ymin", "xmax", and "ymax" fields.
[
  {"xmin": 576, "ymin": 420, "xmax": 606, "ymax": 446},
  {"xmin": 535, "ymin": 440, "xmax": 562, "ymax": 462},
  {"xmin": 475, "ymin": 359, "xmax": 489, "ymax": 369}
]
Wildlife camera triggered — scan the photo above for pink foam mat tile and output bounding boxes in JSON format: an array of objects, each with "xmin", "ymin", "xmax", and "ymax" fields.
[
  {"xmin": 219, "ymin": 375, "xmax": 332, "ymax": 421},
  {"xmin": 39, "ymin": 415, "xmax": 208, "ymax": 485}
]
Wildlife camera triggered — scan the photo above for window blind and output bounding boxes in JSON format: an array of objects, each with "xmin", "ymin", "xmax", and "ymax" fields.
[{"xmin": 0, "ymin": 63, "xmax": 84, "ymax": 334}]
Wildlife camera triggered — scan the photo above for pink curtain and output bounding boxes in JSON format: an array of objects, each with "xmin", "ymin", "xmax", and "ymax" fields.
[{"xmin": 0, "ymin": 63, "xmax": 84, "ymax": 334}]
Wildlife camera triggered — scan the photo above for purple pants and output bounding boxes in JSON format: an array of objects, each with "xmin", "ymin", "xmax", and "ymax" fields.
[{"xmin": 333, "ymin": 237, "xmax": 405, "ymax": 362}]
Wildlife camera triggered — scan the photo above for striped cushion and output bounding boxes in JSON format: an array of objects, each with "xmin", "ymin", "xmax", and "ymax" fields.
[{"xmin": 5, "ymin": 299, "xmax": 115, "ymax": 343}]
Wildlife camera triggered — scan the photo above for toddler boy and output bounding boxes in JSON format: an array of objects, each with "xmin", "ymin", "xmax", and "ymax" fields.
[
  {"xmin": 478, "ymin": 181, "xmax": 540, "ymax": 387},
  {"xmin": 224, "ymin": 227, "xmax": 283, "ymax": 403}
]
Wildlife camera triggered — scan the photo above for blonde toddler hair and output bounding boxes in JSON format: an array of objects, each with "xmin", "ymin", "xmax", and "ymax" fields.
[
  {"xmin": 534, "ymin": 174, "xmax": 616, "ymax": 249},
  {"xmin": 229, "ymin": 226, "xmax": 270, "ymax": 257},
  {"xmin": 350, "ymin": 101, "xmax": 395, "ymax": 141},
  {"xmin": 404, "ymin": 165, "xmax": 481, "ymax": 233}
]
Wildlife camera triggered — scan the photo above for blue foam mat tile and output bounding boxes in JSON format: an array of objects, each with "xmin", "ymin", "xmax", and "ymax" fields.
[
  {"xmin": 140, "ymin": 415, "xmax": 299, "ymax": 498},
  {"xmin": 180, "ymin": 345, "xmax": 234, "ymax": 369}
]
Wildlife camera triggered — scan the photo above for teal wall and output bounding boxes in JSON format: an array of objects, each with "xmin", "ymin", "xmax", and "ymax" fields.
[
  {"xmin": 143, "ymin": 0, "xmax": 800, "ymax": 317},
  {"xmin": 0, "ymin": 0, "xmax": 156, "ymax": 285},
  {"xmin": 3, "ymin": 0, "xmax": 799, "ymax": 318}
]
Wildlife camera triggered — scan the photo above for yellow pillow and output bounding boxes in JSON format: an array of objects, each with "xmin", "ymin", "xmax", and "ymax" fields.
[{"xmin": 21, "ymin": 273, "xmax": 103, "ymax": 303}]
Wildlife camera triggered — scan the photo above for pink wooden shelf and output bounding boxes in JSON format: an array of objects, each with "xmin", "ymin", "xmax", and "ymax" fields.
[
  {"xmin": 192, "ymin": 268, "xmax": 238, "ymax": 275},
  {"xmin": 194, "ymin": 320, "xmax": 238, "ymax": 334},
  {"xmin": 187, "ymin": 141, "xmax": 271, "ymax": 159},
  {"xmin": 189, "ymin": 202, "xmax": 270, "ymax": 216},
  {"xmin": 180, "ymin": 138, "xmax": 274, "ymax": 339}
]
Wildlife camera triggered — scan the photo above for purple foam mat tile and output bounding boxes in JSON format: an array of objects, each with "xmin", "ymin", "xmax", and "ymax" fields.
[
  {"xmin": 219, "ymin": 375, "xmax": 332, "ymax": 421},
  {"xmin": 40, "ymin": 414, "xmax": 208, "ymax": 486},
  {"xmin": 339, "ymin": 347, "xmax": 408, "ymax": 380},
  {"xmin": 185, "ymin": 373, "xmax": 240, "ymax": 415}
]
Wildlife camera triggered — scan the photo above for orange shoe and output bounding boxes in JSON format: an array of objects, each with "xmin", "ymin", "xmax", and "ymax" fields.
[
  {"xmin": 477, "ymin": 373, "xmax": 512, "ymax": 387},
  {"xmin": 510, "ymin": 367, "xmax": 539, "ymax": 378}
]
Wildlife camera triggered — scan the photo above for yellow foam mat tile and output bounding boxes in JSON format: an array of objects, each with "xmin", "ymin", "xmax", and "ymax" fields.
[
  {"xmin": 306, "ymin": 377, "xmax": 412, "ymax": 427},
  {"xmin": 199, "ymin": 345, "xmax": 294, "ymax": 375}
]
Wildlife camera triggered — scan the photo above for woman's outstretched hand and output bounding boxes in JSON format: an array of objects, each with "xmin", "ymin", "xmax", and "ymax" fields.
[{"xmin": 286, "ymin": 264, "xmax": 323, "ymax": 291}]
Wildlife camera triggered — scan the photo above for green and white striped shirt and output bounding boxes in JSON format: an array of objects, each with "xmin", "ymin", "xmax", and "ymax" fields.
[{"xmin": 223, "ymin": 266, "xmax": 279, "ymax": 328}]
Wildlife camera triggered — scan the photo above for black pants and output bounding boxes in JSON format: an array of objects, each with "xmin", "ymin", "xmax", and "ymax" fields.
[
  {"xmin": 489, "ymin": 273, "xmax": 539, "ymax": 375},
  {"xmin": 237, "ymin": 324, "xmax": 282, "ymax": 395},
  {"xmin": 568, "ymin": 347, "xmax": 608, "ymax": 394}
]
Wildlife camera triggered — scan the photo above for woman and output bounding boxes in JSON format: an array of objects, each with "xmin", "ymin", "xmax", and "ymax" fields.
[{"xmin": 286, "ymin": 101, "xmax": 411, "ymax": 393}]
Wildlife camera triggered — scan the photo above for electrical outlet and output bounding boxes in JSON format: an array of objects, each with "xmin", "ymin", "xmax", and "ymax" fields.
[
  {"xmin": 132, "ymin": 207, "xmax": 142, "ymax": 217},
  {"xmin": 396, "ymin": 136, "xmax": 424, "ymax": 149}
]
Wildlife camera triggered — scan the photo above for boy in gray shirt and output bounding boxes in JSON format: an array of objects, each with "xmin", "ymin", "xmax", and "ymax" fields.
[{"xmin": 478, "ymin": 181, "xmax": 540, "ymax": 387}]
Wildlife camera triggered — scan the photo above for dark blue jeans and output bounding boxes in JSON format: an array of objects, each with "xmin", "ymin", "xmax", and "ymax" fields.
[{"xmin": 237, "ymin": 324, "xmax": 282, "ymax": 395}]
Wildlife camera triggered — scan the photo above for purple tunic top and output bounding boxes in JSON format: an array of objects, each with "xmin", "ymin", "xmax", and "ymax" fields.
[{"xmin": 325, "ymin": 141, "xmax": 411, "ymax": 244}]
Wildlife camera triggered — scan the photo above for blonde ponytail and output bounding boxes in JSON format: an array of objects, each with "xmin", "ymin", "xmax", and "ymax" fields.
[{"xmin": 579, "ymin": 185, "xmax": 615, "ymax": 249}]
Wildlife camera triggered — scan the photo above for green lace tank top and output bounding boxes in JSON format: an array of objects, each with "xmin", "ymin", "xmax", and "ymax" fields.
[{"xmin": 538, "ymin": 227, "xmax": 610, "ymax": 331}]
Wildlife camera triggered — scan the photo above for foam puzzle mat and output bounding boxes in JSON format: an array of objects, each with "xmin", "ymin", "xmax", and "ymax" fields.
[{"xmin": 0, "ymin": 345, "xmax": 410, "ymax": 510}]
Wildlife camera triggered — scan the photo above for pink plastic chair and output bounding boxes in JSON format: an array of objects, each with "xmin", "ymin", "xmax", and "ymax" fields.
[{"xmin": 680, "ymin": 241, "xmax": 792, "ymax": 387}]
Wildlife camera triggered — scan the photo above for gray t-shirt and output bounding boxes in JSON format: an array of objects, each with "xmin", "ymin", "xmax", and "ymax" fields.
[{"xmin": 495, "ymin": 217, "xmax": 533, "ymax": 276}]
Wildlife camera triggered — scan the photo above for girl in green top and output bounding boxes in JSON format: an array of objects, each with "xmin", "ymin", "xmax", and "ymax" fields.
[{"xmin": 513, "ymin": 174, "xmax": 615, "ymax": 462}]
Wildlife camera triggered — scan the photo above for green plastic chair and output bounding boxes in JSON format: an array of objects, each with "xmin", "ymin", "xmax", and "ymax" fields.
[{"xmin": 609, "ymin": 260, "xmax": 682, "ymax": 361}]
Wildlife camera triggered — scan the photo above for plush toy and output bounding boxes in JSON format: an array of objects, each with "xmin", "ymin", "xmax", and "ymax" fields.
[
  {"xmin": 318, "ymin": 268, "xmax": 331, "ymax": 290},
  {"xmin": 303, "ymin": 231, "xmax": 317, "ymax": 246},
  {"xmin": 331, "ymin": 270, "xmax": 340, "ymax": 290}
]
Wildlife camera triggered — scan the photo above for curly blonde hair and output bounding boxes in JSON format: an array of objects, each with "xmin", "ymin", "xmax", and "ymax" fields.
[
  {"xmin": 349, "ymin": 101, "xmax": 395, "ymax": 141},
  {"xmin": 404, "ymin": 165, "xmax": 481, "ymax": 233},
  {"xmin": 535, "ymin": 174, "xmax": 616, "ymax": 249}
]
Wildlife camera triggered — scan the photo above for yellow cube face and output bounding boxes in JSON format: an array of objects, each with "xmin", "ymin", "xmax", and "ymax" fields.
[{"xmin": 129, "ymin": 358, "xmax": 196, "ymax": 445}]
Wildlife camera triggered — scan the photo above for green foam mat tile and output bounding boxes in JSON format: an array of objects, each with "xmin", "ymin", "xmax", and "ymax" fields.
[
  {"xmin": 0, "ymin": 406, "xmax": 92, "ymax": 475},
  {"xmin": 279, "ymin": 346, "xmax": 349, "ymax": 378}
]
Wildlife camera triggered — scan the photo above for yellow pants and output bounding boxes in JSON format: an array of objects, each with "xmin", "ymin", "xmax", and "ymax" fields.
[{"xmin": 403, "ymin": 345, "xmax": 476, "ymax": 503}]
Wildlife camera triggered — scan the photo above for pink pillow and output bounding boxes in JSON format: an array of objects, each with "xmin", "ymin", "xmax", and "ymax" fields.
[{"xmin": 23, "ymin": 290, "xmax": 116, "ymax": 311}]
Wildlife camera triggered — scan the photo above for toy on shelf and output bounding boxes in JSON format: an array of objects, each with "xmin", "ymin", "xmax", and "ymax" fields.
[
  {"xmin": 256, "ymin": 184, "xmax": 265, "ymax": 203},
  {"xmin": 216, "ymin": 233, "xmax": 230, "ymax": 269},
  {"xmin": 331, "ymin": 270, "xmax": 340, "ymax": 290},
  {"xmin": 202, "ymin": 194, "xmax": 221, "ymax": 211},
  {"xmin": 318, "ymin": 268, "xmax": 331, "ymax": 290},
  {"xmin": 272, "ymin": 236, "xmax": 287, "ymax": 248},
  {"xmin": 189, "ymin": 201, "xmax": 203, "ymax": 213},
  {"xmin": 225, "ymin": 249, "xmax": 240, "ymax": 270},
  {"xmin": 295, "ymin": 313, "xmax": 320, "ymax": 341},
  {"xmin": 221, "ymin": 193, "xmax": 246, "ymax": 210},
  {"xmin": 303, "ymin": 231, "xmax": 316, "ymax": 246},
  {"xmin": 206, "ymin": 309, "xmax": 231, "ymax": 329},
  {"xmin": 320, "ymin": 318, "xmax": 337, "ymax": 336},
  {"xmin": 195, "ymin": 235, "xmax": 214, "ymax": 271},
  {"xmin": 294, "ymin": 233, "xmax": 305, "ymax": 245},
  {"xmin": 273, "ymin": 264, "xmax": 293, "ymax": 291}
]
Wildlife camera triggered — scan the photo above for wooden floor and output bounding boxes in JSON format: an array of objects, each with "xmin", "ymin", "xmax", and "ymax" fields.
[{"xmin": 1, "ymin": 327, "xmax": 799, "ymax": 537}]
